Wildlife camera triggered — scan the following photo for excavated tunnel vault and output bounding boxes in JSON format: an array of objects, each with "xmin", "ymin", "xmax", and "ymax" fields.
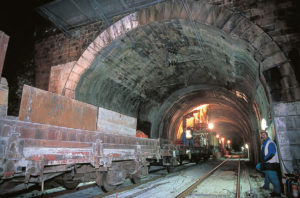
[{"xmin": 70, "ymin": 1, "xmax": 294, "ymax": 163}]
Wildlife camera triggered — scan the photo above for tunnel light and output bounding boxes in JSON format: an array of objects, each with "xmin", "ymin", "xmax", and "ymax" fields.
[
  {"xmin": 208, "ymin": 123, "xmax": 214, "ymax": 130},
  {"xmin": 186, "ymin": 130, "xmax": 192, "ymax": 139},
  {"xmin": 227, "ymin": 140, "xmax": 231, "ymax": 144},
  {"xmin": 216, "ymin": 134, "xmax": 220, "ymax": 138},
  {"xmin": 261, "ymin": 118, "xmax": 267, "ymax": 131},
  {"xmin": 245, "ymin": 144, "xmax": 250, "ymax": 159},
  {"xmin": 221, "ymin": 137, "xmax": 225, "ymax": 142}
]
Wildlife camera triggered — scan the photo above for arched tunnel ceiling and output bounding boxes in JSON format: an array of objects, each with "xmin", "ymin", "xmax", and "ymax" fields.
[
  {"xmin": 75, "ymin": 19, "xmax": 262, "ymax": 141},
  {"xmin": 76, "ymin": 19, "xmax": 258, "ymax": 112}
]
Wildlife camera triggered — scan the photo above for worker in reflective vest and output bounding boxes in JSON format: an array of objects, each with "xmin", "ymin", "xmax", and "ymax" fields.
[
  {"xmin": 256, "ymin": 131, "xmax": 281, "ymax": 197},
  {"xmin": 185, "ymin": 127, "xmax": 194, "ymax": 147},
  {"xmin": 181, "ymin": 127, "xmax": 194, "ymax": 147}
]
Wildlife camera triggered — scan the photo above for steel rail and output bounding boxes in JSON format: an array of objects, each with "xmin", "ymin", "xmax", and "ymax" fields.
[
  {"xmin": 176, "ymin": 159, "xmax": 229, "ymax": 198},
  {"xmin": 236, "ymin": 159, "xmax": 241, "ymax": 198}
]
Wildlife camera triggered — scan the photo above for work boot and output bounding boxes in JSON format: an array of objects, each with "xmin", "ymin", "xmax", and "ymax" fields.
[
  {"xmin": 269, "ymin": 192, "xmax": 281, "ymax": 197},
  {"xmin": 259, "ymin": 185, "xmax": 270, "ymax": 190}
]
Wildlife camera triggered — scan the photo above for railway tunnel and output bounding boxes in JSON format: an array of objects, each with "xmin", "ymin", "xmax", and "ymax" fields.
[
  {"xmin": 58, "ymin": 1, "xmax": 295, "ymax": 164},
  {"xmin": 1, "ymin": 0, "xmax": 300, "ymax": 196}
]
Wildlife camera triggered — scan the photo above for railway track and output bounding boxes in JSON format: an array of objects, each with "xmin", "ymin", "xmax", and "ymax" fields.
[
  {"xmin": 92, "ymin": 163, "xmax": 198, "ymax": 198},
  {"xmin": 14, "ymin": 160, "xmax": 254, "ymax": 198},
  {"xmin": 13, "ymin": 165, "xmax": 186, "ymax": 198},
  {"xmin": 176, "ymin": 159, "xmax": 241, "ymax": 198}
]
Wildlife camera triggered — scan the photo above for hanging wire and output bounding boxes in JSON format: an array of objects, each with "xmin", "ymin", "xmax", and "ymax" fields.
[{"xmin": 180, "ymin": 0, "xmax": 215, "ymax": 81}]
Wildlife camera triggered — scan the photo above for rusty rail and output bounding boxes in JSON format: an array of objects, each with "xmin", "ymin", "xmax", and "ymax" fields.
[
  {"xmin": 176, "ymin": 160, "xmax": 228, "ymax": 198},
  {"xmin": 236, "ymin": 159, "xmax": 241, "ymax": 198}
]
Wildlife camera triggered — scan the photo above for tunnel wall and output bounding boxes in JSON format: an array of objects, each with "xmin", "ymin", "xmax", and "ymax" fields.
[
  {"xmin": 34, "ymin": 17, "xmax": 125, "ymax": 90},
  {"xmin": 35, "ymin": 23, "xmax": 101, "ymax": 90},
  {"xmin": 273, "ymin": 101, "xmax": 300, "ymax": 174}
]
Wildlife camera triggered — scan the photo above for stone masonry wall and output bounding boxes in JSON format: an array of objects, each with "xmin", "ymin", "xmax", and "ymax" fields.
[
  {"xmin": 209, "ymin": 0, "xmax": 300, "ymax": 101},
  {"xmin": 35, "ymin": 21, "xmax": 105, "ymax": 90},
  {"xmin": 273, "ymin": 101, "xmax": 300, "ymax": 174},
  {"xmin": 35, "ymin": 14, "xmax": 125, "ymax": 91},
  {"xmin": 208, "ymin": 0, "xmax": 300, "ymax": 60}
]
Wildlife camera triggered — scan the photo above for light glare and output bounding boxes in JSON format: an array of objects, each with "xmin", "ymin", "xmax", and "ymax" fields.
[{"xmin": 261, "ymin": 118, "xmax": 267, "ymax": 130}]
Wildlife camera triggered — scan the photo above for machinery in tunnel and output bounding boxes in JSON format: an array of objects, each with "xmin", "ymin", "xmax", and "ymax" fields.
[
  {"xmin": 173, "ymin": 104, "xmax": 243, "ymax": 159},
  {"xmin": 175, "ymin": 104, "xmax": 217, "ymax": 160}
]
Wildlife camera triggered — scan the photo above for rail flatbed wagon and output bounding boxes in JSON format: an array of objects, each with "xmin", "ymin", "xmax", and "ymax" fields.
[
  {"xmin": 0, "ymin": 117, "xmax": 160, "ymax": 194},
  {"xmin": 0, "ymin": 86, "xmax": 162, "ymax": 194}
]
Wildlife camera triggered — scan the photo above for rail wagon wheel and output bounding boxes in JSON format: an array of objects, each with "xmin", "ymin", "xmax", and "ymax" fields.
[
  {"xmin": 195, "ymin": 158, "xmax": 202, "ymax": 164},
  {"xmin": 56, "ymin": 174, "xmax": 80, "ymax": 190},
  {"xmin": 179, "ymin": 159, "xmax": 183, "ymax": 165},
  {"xmin": 166, "ymin": 165, "xmax": 174, "ymax": 173},
  {"xmin": 61, "ymin": 179, "xmax": 80, "ymax": 190},
  {"xmin": 203, "ymin": 154, "xmax": 209, "ymax": 161},
  {"xmin": 102, "ymin": 172, "xmax": 117, "ymax": 192},
  {"xmin": 131, "ymin": 173, "xmax": 141, "ymax": 184}
]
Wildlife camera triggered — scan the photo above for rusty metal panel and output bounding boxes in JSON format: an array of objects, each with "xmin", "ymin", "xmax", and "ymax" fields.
[
  {"xmin": 19, "ymin": 85, "xmax": 97, "ymax": 131},
  {"xmin": 0, "ymin": 31, "xmax": 9, "ymax": 77},
  {"xmin": 0, "ymin": 78, "xmax": 8, "ymax": 117},
  {"xmin": 97, "ymin": 107, "xmax": 137, "ymax": 136},
  {"xmin": 48, "ymin": 62, "xmax": 74, "ymax": 94}
]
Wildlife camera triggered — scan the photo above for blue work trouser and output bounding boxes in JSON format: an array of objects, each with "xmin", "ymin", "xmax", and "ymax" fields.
[{"xmin": 256, "ymin": 163, "xmax": 281, "ymax": 194}]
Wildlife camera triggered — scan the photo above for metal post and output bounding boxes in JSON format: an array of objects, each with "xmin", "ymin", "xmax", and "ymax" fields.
[{"xmin": 236, "ymin": 160, "xmax": 240, "ymax": 198}]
